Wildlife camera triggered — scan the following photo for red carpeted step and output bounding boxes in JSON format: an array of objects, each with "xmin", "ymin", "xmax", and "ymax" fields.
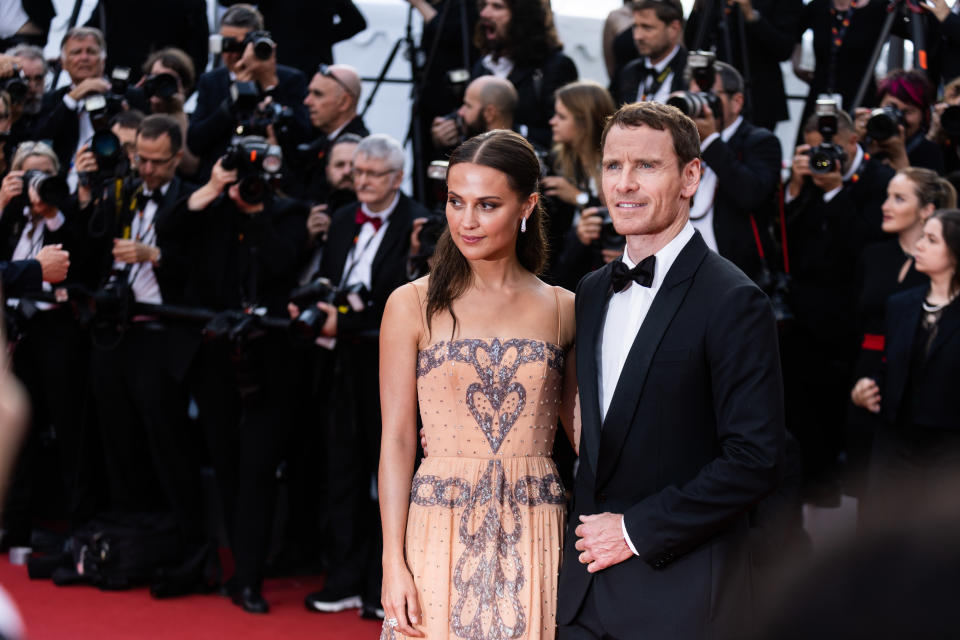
[{"xmin": 0, "ymin": 557, "xmax": 381, "ymax": 639}]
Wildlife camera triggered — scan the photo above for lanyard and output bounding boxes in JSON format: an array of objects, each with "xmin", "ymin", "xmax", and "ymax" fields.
[
  {"xmin": 641, "ymin": 66, "xmax": 673, "ymax": 102},
  {"xmin": 341, "ymin": 225, "xmax": 382, "ymax": 286}
]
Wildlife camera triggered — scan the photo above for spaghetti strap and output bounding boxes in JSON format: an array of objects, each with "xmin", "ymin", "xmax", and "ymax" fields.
[
  {"xmin": 553, "ymin": 286, "xmax": 561, "ymax": 346},
  {"xmin": 410, "ymin": 282, "xmax": 427, "ymax": 343}
]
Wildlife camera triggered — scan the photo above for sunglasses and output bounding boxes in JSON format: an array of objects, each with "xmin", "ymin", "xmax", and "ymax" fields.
[{"xmin": 318, "ymin": 64, "xmax": 357, "ymax": 99}]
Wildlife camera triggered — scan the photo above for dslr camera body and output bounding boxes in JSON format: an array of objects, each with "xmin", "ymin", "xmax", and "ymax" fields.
[
  {"xmin": 78, "ymin": 67, "xmax": 135, "ymax": 186},
  {"xmin": 667, "ymin": 51, "xmax": 724, "ymax": 128},
  {"xmin": 806, "ymin": 97, "xmax": 847, "ymax": 175},
  {"xmin": 866, "ymin": 104, "xmax": 905, "ymax": 141},
  {"xmin": 288, "ymin": 278, "xmax": 371, "ymax": 341},
  {"xmin": 229, "ymin": 81, "xmax": 296, "ymax": 142},
  {"xmin": 221, "ymin": 135, "xmax": 283, "ymax": 204}
]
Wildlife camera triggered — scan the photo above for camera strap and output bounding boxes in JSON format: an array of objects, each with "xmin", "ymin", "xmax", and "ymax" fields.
[
  {"xmin": 641, "ymin": 66, "xmax": 673, "ymax": 102},
  {"xmin": 340, "ymin": 229, "xmax": 380, "ymax": 286}
]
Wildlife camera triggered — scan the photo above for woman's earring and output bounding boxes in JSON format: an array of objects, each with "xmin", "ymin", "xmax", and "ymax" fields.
[{"xmin": 520, "ymin": 217, "xmax": 527, "ymax": 233}]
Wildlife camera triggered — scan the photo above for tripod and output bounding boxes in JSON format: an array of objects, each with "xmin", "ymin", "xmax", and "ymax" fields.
[
  {"xmin": 689, "ymin": 0, "xmax": 754, "ymax": 121},
  {"xmin": 850, "ymin": 0, "xmax": 929, "ymax": 111}
]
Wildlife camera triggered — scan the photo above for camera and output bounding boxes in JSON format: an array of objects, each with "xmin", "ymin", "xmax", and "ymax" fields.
[
  {"xmin": 597, "ymin": 207, "xmax": 625, "ymax": 251},
  {"xmin": 287, "ymin": 278, "xmax": 370, "ymax": 341},
  {"xmin": 221, "ymin": 135, "xmax": 283, "ymax": 204},
  {"xmin": 2, "ymin": 68, "xmax": 28, "ymax": 105},
  {"xmin": 229, "ymin": 81, "xmax": 295, "ymax": 141},
  {"xmin": 940, "ymin": 105, "xmax": 960, "ymax": 140},
  {"xmin": 20, "ymin": 170, "xmax": 68, "ymax": 209},
  {"xmin": 143, "ymin": 73, "xmax": 179, "ymax": 100},
  {"xmin": 217, "ymin": 30, "xmax": 276, "ymax": 60},
  {"xmin": 866, "ymin": 105, "xmax": 905, "ymax": 141},
  {"xmin": 806, "ymin": 97, "xmax": 847, "ymax": 175},
  {"xmin": 666, "ymin": 51, "xmax": 723, "ymax": 126}
]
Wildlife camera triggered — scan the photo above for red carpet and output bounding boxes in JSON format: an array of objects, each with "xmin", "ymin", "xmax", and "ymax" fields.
[{"xmin": 0, "ymin": 558, "xmax": 381, "ymax": 639}]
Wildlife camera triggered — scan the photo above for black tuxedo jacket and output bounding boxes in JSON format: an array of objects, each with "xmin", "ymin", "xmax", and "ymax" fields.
[
  {"xmin": 0, "ymin": 260, "xmax": 41, "ymax": 297},
  {"xmin": 702, "ymin": 119, "xmax": 782, "ymax": 283},
  {"xmin": 558, "ymin": 232, "xmax": 784, "ymax": 639},
  {"xmin": 882, "ymin": 287, "xmax": 960, "ymax": 430},
  {"xmin": 0, "ymin": 199, "xmax": 87, "ymax": 287},
  {"xmin": 317, "ymin": 193, "xmax": 427, "ymax": 339},
  {"xmin": 472, "ymin": 49, "xmax": 577, "ymax": 150},
  {"xmin": 615, "ymin": 47, "xmax": 688, "ymax": 106},
  {"xmin": 187, "ymin": 65, "xmax": 310, "ymax": 179}
]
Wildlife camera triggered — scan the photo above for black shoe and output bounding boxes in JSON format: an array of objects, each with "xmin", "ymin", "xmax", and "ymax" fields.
[
  {"xmin": 218, "ymin": 575, "xmax": 239, "ymax": 598},
  {"xmin": 233, "ymin": 586, "xmax": 270, "ymax": 614},
  {"xmin": 304, "ymin": 586, "xmax": 362, "ymax": 613},
  {"xmin": 360, "ymin": 603, "xmax": 385, "ymax": 620}
]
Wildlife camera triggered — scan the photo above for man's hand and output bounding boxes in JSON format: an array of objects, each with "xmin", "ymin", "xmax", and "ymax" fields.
[
  {"xmin": 68, "ymin": 77, "xmax": 111, "ymax": 101},
  {"xmin": 728, "ymin": 0, "xmax": 758, "ymax": 21},
  {"xmin": 575, "ymin": 207, "xmax": 603, "ymax": 246},
  {"xmin": 307, "ymin": 204, "xmax": 331, "ymax": 241},
  {"xmin": 317, "ymin": 301, "xmax": 338, "ymax": 337},
  {"xmin": 691, "ymin": 101, "xmax": 718, "ymax": 141},
  {"xmin": 431, "ymin": 116, "xmax": 460, "ymax": 148},
  {"xmin": 574, "ymin": 513, "xmax": 634, "ymax": 573},
  {"xmin": 0, "ymin": 54, "xmax": 19, "ymax": 79},
  {"xmin": 409, "ymin": 216, "xmax": 428, "ymax": 258},
  {"xmin": 36, "ymin": 244, "xmax": 69, "ymax": 283},
  {"xmin": 851, "ymin": 377, "xmax": 882, "ymax": 413},
  {"xmin": 542, "ymin": 176, "xmax": 582, "ymax": 206},
  {"xmin": 853, "ymin": 107, "xmax": 871, "ymax": 142},
  {"xmin": 0, "ymin": 170, "xmax": 23, "ymax": 210},
  {"xmin": 876, "ymin": 124, "xmax": 910, "ymax": 170},
  {"xmin": 788, "ymin": 144, "xmax": 813, "ymax": 198},
  {"xmin": 234, "ymin": 42, "xmax": 278, "ymax": 87},
  {"xmin": 922, "ymin": 0, "xmax": 952, "ymax": 22},
  {"xmin": 113, "ymin": 239, "xmax": 159, "ymax": 265}
]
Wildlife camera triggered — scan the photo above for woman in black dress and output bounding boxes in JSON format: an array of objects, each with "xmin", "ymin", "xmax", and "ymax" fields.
[
  {"xmin": 852, "ymin": 208, "xmax": 960, "ymax": 515},
  {"xmin": 845, "ymin": 168, "xmax": 957, "ymax": 497}
]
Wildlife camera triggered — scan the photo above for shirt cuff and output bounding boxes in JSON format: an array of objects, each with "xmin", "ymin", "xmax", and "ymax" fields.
[
  {"xmin": 783, "ymin": 184, "xmax": 798, "ymax": 205},
  {"xmin": 45, "ymin": 212, "xmax": 66, "ymax": 232},
  {"xmin": 822, "ymin": 185, "xmax": 843, "ymax": 203},
  {"xmin": 621, "ymin": 515, "xmax": 639, "ymax": 556},
  {"xmin": 701, "ymin": 132, "xmax": 720, "ymax": 151},
  {"xmin": 62, "ymin": 93, "xmax": 78, "ymax": 111}
]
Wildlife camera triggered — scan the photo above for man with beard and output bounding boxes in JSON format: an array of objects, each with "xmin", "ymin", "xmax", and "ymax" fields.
[
  {"xmin": 3, "ymin": 44, "xmax": 44, "ymax": 146},
  {"xmin": 430, "ymin": 74, "xmax": 517, "ymax": 149},
  {"xmin": 471, "ymin": 0, "xmax": 576, "ymax": 149},
  {"xmin": 614, "ymin": 0, "xmax": 688, "ymax": 105}
]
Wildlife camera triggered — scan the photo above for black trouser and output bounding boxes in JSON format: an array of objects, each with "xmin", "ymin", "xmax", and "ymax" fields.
[
  {"xmin": 558, "ymin": 580, "xmax": 619, "ymax": 640},
  {"xmin": 4, "ymin": 307, "xmax": 96, "ymax": 535},
  {"xmin": 89, "ymin": 322, "xmax": 203, "ymax": 542},
  {"xmin": 194, "ymin": 332, "xmax": 296, "ymax": 590},
  {"xmin": 322, "ymin": 339, "xmax": 383, "ymax": 605}
]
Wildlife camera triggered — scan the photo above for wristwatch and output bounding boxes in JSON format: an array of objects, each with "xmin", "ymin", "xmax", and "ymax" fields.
[{"xmin": 576, "ymin": 191, "xmax": 589, "ymax": 207}]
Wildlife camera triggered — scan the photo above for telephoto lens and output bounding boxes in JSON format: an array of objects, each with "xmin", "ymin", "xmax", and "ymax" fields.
[
  {"xmin": 866, "ymin": 105, "xmax": 903, "ymax": 141},
  {"xmin": 666, "ymin": 92, "xmax": 711, "ymax": 118},
  {"xmin": 144, "ymin": 73, "xmax": 179, "ymax": 100},
  {"xmin": 22, "ymin": 170, "xmax": 69, "ymax": 208}
]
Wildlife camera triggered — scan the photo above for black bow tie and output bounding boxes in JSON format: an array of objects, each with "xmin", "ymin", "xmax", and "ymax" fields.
[
  {"xmin": 141, "ymin": 189, "xmax": 163, "ymax": 206},
  {"xmin": 610, "ymin": 255, "xmax": 656, "ymax": 292}
]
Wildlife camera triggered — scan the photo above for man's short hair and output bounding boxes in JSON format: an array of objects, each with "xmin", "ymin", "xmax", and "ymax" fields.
[
  {"xmin": 110, "ymin": 109, "xmax": 145, "ymax": 131},
  {"xmin": 138, "ymin": 114, "xmax": 183, "ymax": 155},
  {"xmin": 632, "ymin": 0, "xmax": 684, "ymax": 25},
  {"xmin": 355, "ymin": 134, "xmax": 404, "ymax": 173},
  {"xmin": 601, "ymin": 101, "xmax": 701, "ymax": 170},
  {"xmin": 60, "ymin": 26, "xmax": 106, "ymax": 56},
  {"xmin": 221, "ymin": 4, "xmax": 264, "ymax": 31},
  {"xmin": 5, "ymin": 43, "xmax": 45, "ymax": 67},
  {"xmin": 332, "ymin": 132, "xmax": 363, "ymax": 150},
  {"xmin": 802, "ymin": 107, "xmax": 854, "ymax": 135},
  {"xmin": 479, "ymin": 77, "xmax": 518, "ymax": 121},
  {"xmin": 142, "ymin": 47, "xmax": 196, "ymax": 96}
]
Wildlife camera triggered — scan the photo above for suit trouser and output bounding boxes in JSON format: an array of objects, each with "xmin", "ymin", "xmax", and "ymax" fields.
[
  {"xmin": 89, "ymin": 323, "xmax": 203, "ymax": 541},
  {"xmin": 322, "ymin": 339, "xmax": 383, "ymax": 605},
  {"xmin": 558, "ymin": 579, "xmax": 618, "ymax": 640},
  {"xmin": 194, "ymin": 332, "xmax": 296, "ymax": 589}
]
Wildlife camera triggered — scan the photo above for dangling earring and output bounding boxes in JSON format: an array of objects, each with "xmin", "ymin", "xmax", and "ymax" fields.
[{"xmin": 520, "ymin": 216, "xmax": 527, "ymax": 233}]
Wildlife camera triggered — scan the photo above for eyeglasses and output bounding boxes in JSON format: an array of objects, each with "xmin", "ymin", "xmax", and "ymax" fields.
[
  {"xmin": 135, "ymin": 153, "xmax": 176, "ymax": 167},
  {"xmin": 318, "ymin": 63, "xmax": 357, "ymax": 99},
  {"xmin": 352, "ymin": 167, "xmax": 397, "ymax": 180}
]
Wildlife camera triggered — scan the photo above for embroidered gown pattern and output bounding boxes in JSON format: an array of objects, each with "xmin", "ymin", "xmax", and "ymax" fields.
[{"xmin": 391, "ymin": 338, "xmax": 566, "ymax": 640}]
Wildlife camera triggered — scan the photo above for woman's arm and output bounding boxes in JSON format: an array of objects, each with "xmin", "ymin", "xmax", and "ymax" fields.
[
  {"xmin": 378, "ymin": 284, "xmax": 425, "ymax": 637},
  {"xmin": 556, "ymin": 288, "xmax": 580, "ymax": 455}
]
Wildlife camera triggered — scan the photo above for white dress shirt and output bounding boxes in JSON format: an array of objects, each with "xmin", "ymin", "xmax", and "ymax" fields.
[
  {"xmin": 636, "ymin": 45, "xmax": 681, "ymax": 104},
  {"xmin": 117, "ymin": 183, "xmax": 170, "ymax": 305},
  {"xmin": 62, "ymin": 90, "xmax": 96, "ymax": 193},
  {"xmin": 480, "ymin": 54, "xmax": 515, "ymax": 79},
  {"xmin": 598, "ymin": 221, "xmax": 696, "ymax": 555},
  {"xmin": 12, "ymin": 209, "xmax": 65, "ymax": 262},
  {"xmin": 689, "ymin": 115, "xmax": 743, "ymax": 253},
  {"xmin": 342, "ymin": 191, "xmax": 399, "ymax": 290}
]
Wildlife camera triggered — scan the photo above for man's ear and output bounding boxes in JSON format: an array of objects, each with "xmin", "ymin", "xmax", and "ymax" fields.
[
  {"xmin": 731, "ymin": 92, "xmax": 744, "ymax": 117},
  {"xmin": 482, "ymin": 103, "xmax": 498, "ymax": 127},
  {"xmin": 681, "ymin": 158, "xmax": 701, "ymax": 199}
]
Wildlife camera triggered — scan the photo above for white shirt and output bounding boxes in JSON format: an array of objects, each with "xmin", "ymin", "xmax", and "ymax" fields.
[
  {"xmin": 342, "ymin": 191, "xmax": 399, "ymax": 290},
  {"xmin": 12, "ymin": 208, "xmax": 65, "ymax": 262},
  {"xmin": 636, "ymin": 45, "xmax": 680, "ymax": 104},
  {"xmin": 690, "ymin": 116, "xmax": 743, "ymax": 253},
  {"xmin": 480, "ymin": 54, "xmax": 515, "ymax": 79},
  {"xmin": 62, "ymin": 90, "xmax": 96, "ymax": 193},
  {"xmin": 0, "ymin": 0, "xmax": 29, "ymax": 38},
  {"xmin": 117, "ymin": 183, "xmax": 170, "ymax": 305}
]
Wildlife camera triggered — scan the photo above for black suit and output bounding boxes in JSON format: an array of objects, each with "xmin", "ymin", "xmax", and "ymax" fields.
[
  {"xmin": 558, "ymin": 231, "xmax": 784, "ymax": 640},
  {"xmin": 685, "ymin": 0, "xmax": 802, "ymax": 129},
  {"xmin": 316, "ymin": 193, "xmax": 425, "ymax": 604},
  {"xmin": 187, "ymin": 65, "xmax": 310, "ymax": 180},
  {"xmin": 701, "ymin": 119, "xmax": 783, "ymax": 284},
  {"xmin": 472, "ymin": 49, "xmax": 578, "ymax": 149},
  {"xmin": 614, "ymin": 47, "xmax": 688, "ymax": 106}
]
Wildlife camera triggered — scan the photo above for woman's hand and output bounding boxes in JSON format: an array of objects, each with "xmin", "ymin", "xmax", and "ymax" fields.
[
  {"xmin": 851, "ymin": 377, "xmax": 881, "ymax": 413},
  {"xmin": 542, "ymin": 176, "xmax": 582, "ymax": 206},
  {"xmin": 382, "ymin": 563, "xmax": 425, "ymax": 637},
  {"xmin": 0, "ymin": 170, "xmax": 23, "ymax": 210}
]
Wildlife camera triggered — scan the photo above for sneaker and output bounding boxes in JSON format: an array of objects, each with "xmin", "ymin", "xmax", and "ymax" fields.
[{"xmin": 304, "ymin": 587, "xmax": 363, "ymax": 613}]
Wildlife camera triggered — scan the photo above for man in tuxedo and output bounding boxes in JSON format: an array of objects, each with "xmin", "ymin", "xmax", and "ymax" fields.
[
  {"xmin": 557, "ymin": 101, "xmax": 784, "ymax": 639},
  {"xmin": 685, "ymin": 61, "xmax": 782, "ymax": 284},
  {"xmin": 303, "ymin": 134, "xmax": 427, "ymax": 619},
  {"xmin": 614, "ymin": 0, "xmax": 687, "ymax": 106},
  {"xmin": 187, "ymin": 3, "xmax": 309, "ymax": 180}
]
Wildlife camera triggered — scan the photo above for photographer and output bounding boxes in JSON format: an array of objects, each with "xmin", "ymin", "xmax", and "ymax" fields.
[
  {"xmin": 302, "ymin": 134, "xmax": 427, "ymax": 619},
  {"xmin": 680, "ymin": 59, "xmax": 783, "ymax": 284},
  {"xmin": 140, "ymin": 48, "xmax": 200, "ymax": 178},
  {"xmin": 34, "ymin": 27, "xmax": 147, "ymax": 186},
  {"xmin": 854, "ymin": 70, "xmax": 945, "ymax": 174},
  {"xmin": 430, "ymin": 75, "xmax": 517, "ymax": 152},
  {"xmin": 0, "ymin": 141, "xmax": 87, "ymax": 549},
  {"xmin": 3, "ymin": 44, "xmax": 46, "ymax": 147},
  {"xmin": 183, "ymin": 141, "xmax": 307, "ymax": 614},
  {"xmin": 784, "ymin": 106, "xmax": 894, "ymax": 504},
  {"xmin": 188, "ymin": 4, "xmax": 309, "ymax": 181},
  {"xmin": 80, "ymin": 115, "xmax": 204, "ymax": 562},
  {"xmin": 927, "ymin": 77, "xmax": 960, "ymax": 174}
]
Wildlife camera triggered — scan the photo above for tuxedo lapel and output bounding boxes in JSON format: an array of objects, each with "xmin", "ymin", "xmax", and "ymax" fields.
[
  {"xmin": 595, "ymin": 233, "xmax": 708, "ymax": 490},
  {"xmin": 577, "ymin": 264, "xmax": 615, "ymax": 477},
  {"xmin": 370, "ymin": 196, "xmax": 411, "ymax": 278}
]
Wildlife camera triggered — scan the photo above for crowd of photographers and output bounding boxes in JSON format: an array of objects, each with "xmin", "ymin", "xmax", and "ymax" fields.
[{"xmin": 0, "ymin": 0, "xmax": 958, "ymax": 624}]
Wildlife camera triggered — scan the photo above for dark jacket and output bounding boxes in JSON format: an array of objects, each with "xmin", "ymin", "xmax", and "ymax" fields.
[
  {"xmin": 558, "ymin": 232, "xmax": 784, "ymax": 639},
  {"xmin": 615, "ymin": 46, "xmax": 688, "ymax": 106},
  {"xmin": 0, "ymin": 198, "xmax": 88, "ymax": 287}
]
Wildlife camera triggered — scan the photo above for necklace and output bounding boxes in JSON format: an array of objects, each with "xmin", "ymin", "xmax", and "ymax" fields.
[{"xmin": 922, "ymin": 291, "xmax": 956, "ymax": 326}]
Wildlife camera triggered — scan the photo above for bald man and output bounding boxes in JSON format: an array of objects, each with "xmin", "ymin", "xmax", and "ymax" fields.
[
  {"xmin": 304, "ymin": 63, "xmax": 369, "ymax": 140},
  {"xmin": 431, "ymin": 75, "xmax": 518, "ymax": 148}
]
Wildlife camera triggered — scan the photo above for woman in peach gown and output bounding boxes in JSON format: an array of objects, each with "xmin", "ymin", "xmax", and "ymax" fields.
[{"xmin": 378, "ymin": 129, "xmax": 578, "ymax": 639}]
